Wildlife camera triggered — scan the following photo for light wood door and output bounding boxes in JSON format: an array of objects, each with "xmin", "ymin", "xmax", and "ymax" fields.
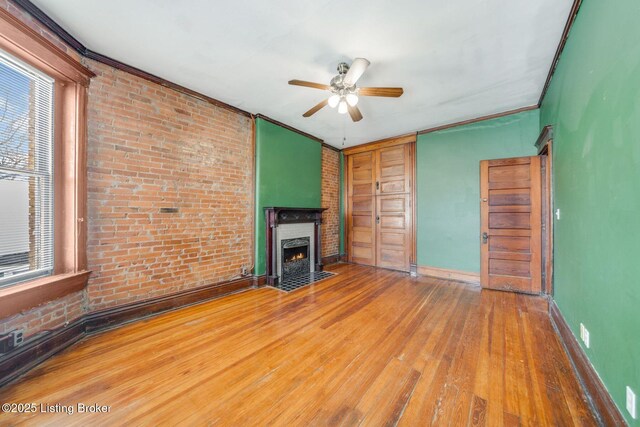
[
  {"xmin": 376, "ymin": 144, "xmax": 411, "ymax": 195},
  {"xmin": 480, "ymin": 156, "xmax": 542, "ymax": 294},
  {"xmin": 346, "ymin": 141, "xmax": 413, "ymax": 272},
  {"xmin": 376, "ymin": 194, "xmax": 411, "ymax": 270},
  {"xmin": 348, "ymin": 152, "xmax": 376, "ymax": 266}
]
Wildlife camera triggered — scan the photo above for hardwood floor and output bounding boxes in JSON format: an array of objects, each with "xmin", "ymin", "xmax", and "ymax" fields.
[{"xmin": 0, "ymin": 264, "xmax": 597, "ymax": 426}]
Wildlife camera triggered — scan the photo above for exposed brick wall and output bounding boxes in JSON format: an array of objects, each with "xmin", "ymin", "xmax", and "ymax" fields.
[
  {"xmin": 0, "ymin": 290, "xmax": 85, "ymax": 338},
  {"xmin": 321, "ymin": 147, "xmax": 340, "ymax": 258},
  {"xmin": 0, "ymin": 0, "xmax": 254, "ymax": 334},
  {"xmin": 85, "ymin": 59, "xmax": 253, "ymax": 310}
]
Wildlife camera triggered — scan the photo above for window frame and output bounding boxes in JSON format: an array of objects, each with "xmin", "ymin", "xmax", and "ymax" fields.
[
  {"xmin": 0, "ymin": 8, "xmax": 94, "ymax": 318},
  {"xmin": 0, "ymin": 51, "xmax": 55, "ymax": 288}
]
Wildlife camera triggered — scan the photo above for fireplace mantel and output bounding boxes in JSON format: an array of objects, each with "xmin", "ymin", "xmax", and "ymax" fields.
[{"xmin": 264, "ymin": 207, "xmax": 326, "ymax": 285}]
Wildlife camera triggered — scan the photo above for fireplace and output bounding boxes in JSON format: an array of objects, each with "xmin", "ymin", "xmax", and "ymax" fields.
[
  {"xmin": 281, "ymin": 237, "xmax": 310, "ymax": 280},
  {"xmin": 264, "ymin": 207, "xmax": 326, "ymax": 286}
]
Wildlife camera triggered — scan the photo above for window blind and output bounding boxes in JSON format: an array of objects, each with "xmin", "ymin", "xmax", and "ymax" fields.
[{"xmin": 0, "ymin": 50, "xmax": 54, "ymax": 288}]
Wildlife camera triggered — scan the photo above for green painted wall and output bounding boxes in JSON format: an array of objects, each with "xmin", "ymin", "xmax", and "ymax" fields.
[
  {"xmin": 416, "ymin": 110, "xmax": 539, "ymax": 272},
  {"xmin": 540, "ymin": 1, "xmax": 640, "ymax": 423},
  {"xmin": 254, "ymin": 118, "xmax": 322, "ymax": 276},
  {"xmin": 339, "ymin": 152, "xmax": 345, "ymax": 254}
]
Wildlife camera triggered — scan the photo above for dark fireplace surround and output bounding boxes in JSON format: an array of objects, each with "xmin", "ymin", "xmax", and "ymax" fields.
[{"xmin": 264, "ymin": 207, "xmax": 326, "ymax": 286}]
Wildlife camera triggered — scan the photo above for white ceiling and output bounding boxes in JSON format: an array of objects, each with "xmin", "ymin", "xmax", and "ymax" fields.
[{"xmin": 32, "ymin": 0, "xmax": 573, "ymax": 148}]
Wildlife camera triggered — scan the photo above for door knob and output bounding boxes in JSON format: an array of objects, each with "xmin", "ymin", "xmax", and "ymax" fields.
[
  {"xmin": 376, "ymin": 215, "xmax": 380, "ymax": 224},
  {"xmin": 376, "ymin": 181, "xmax": 380, "ymax": 190},
  {"xmin": 482, "ymin": 232, "xmax": 488, "ymax": 244}
]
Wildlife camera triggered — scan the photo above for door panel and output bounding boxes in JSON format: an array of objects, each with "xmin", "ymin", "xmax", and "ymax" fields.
[
  {"xmin": 348, "ymin": 153, "xmax": 376, "ymax": 266},
  {"xmin": 376, "ymin": 194, "xmax": 411, "ymax": 271},
  {"xmin": 489, "ymin": 236, "xmax": 530, "ymax": 253},
  {"xmin": 349, "ymin": 196, "xmax": 376, "ymax": 265},
  {"xmin": 350, "ymin": 152, "xmax": 376, "ymax": 197},
  {"xmin": 376, "ymin": 144, "xmax": 411, "ymax": 195},
  {"xmin": 346, "ymin": 141, "xmax": 414, "ymax": 272},
  {"xmin": 489, "ymin": 212, "xmax": 530, "ymax": 229},
  {"xmin": 480, "ymin": 156, "xmax": 542, "ymax": 294}
]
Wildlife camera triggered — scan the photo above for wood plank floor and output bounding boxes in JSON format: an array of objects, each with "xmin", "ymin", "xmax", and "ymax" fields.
[{"xmin": 0, "ymin": 264, "xmax": 597, "ymax": 426}]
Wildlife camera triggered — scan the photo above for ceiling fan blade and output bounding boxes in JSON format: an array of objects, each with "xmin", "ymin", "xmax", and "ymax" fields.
[
  {"xmin": 303, "ymin": 99, "xmax": 329, "ymax": 117},
  {"xmin": 288, "ymin": 80, "xmax": 330, "ymax": 90},
  {"xmin": 347, "ymin": 104, "xmax": 363, "ymax": 122},
  {"xmin": 359, "ymin": 87, "xmax": 404, "ymax": 97},
  {"xmin": 343, "ymin": 58, "xmax": 370, "ymax": 86}
]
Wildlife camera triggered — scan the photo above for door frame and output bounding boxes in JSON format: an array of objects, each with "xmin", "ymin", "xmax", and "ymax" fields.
[
  {"xmin": 342, "ymin": 133, "xmax": 417, "ymax": 273},
  {"xmin": 536, "ymin": 125, "xmax": 554, "ymax": 295},
  {"xmin": 480, "ymin": 156, "xmax": 543, "ymax": 294}
]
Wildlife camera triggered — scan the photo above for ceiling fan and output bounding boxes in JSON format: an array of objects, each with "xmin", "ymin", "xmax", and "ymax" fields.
[{"xmin": 288, "ymin": 58, "xmax": 403, "ymax": 122}]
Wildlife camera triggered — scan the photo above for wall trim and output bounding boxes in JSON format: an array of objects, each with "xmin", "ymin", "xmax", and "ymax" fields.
[
  {"xmin": 549, "ymin": 300, "xmax": 628, "ymax": 426},
  {"xmin": 0, "ymin": 276, "xmax": 258, "ymax": 388},
  {"xmin": 0, "ymin": 7, "xmax": 94, "ymax": 84},
  {"xmin": 417, "ymin": 105, "xmax": 538, "ymax": 136},
  {"xmin": 535, "ymin": 125, "xmax": 554, "ymax": 153},
  {"xmin": 538, "ymin": 0, "xmax": 583, "ymax": 107},
  {"xmin": 254, "ymin": 114, "xmax": 325, "ymax": 145},
  {"xmin": 0, "ymin": 318, "xmax": 85, "ymax": 388},
  {"xmin": 254, "ymin": 275, "xmax": 267, "ymax": 287},
  {"xmin": 417, "ymin": 265, "xmax": 480, "ymax": 285},
  {"xmin": 84, "ymin": 276, "xmax": 255, "ymax": 333},
  {"xmin": 342, "ymin": 133, "xmax": 416, "ymax": 156},
  {"xmin": 321, "ymin": 254, "xmax": 341, "ymax": 265}
]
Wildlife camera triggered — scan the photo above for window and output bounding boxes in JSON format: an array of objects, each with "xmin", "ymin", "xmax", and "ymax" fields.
[
  {"xmin": 0, "ymin": 50, "xmax": 54, "ymax": 288},
  {"xmin": 0, "ymin": 8, "xmax": 93, "ymax": 316}
]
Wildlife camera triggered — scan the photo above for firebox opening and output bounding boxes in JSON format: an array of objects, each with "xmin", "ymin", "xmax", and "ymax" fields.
[
  {"xmin": 284, "ymin": 246, "xmax": 308, "ymax": 263},
  {"xmin": 281, "ymin": 237, "xmax": 311, "ymax": 281}
]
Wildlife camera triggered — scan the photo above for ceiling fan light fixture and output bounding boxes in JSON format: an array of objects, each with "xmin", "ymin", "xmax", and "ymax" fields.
[
  {"xmin": 338, "ymin": 99, "xmax": 348, "ymax": 114},
  {"xmin": 328, "ymin": 94, "xmax": 340, "ymax": 108},
  {"xmin": 289, "ymin": 57, "xmax": 403, "ymax": 122}
]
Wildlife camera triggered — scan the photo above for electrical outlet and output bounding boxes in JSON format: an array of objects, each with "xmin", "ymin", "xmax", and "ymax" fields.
[
  {"xmin": 627, "ymin": 386, "xmax": 637, "ymax": 419},
  {"xmin": 579, "ymin": 323, "xmax": 590, "ymax": 348},
  {"xmin": 583, "ymin": 327, "xmax": 590, "ymax": 348},
  {"xmin": 555, "ymin": 208, "xmax": 561, "ymax": 220},
  {"xmin": 11, "ymin": 329, "xmax": 24, "ymax": 347},
  {"xmin": 241, "ymin": 266, "xmax": 248, "ymax": 276},
  {"xmin": 0, "ymin": 330, "xmax": 24, "ymax": 353}
]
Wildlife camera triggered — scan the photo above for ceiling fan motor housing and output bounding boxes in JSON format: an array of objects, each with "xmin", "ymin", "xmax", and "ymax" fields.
[{"xmin": 330, "ymin": 70, "xmax": 357, "ymax": 97}]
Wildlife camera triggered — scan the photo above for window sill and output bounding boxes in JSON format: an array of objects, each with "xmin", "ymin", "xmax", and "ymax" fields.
[{"xmin": 0, "ymin": 271, "xmax": 91, "ymax": 318}]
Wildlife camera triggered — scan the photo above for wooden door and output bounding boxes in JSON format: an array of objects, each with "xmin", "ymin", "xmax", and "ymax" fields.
[
  {"xmin": 376, "ymin": 144, "xmax": 411, "ymax": 195},
  {"xmin": 480, "ymin": 156, "xmax": 542, "ymax": 294},
  {"xmin": 345, "ymin": 139, "xmax": 414, "ymax": 272},
  {"xmin": 347, "ymin": 152, "xmax": 376, "ymax": 266},
  {"xmin": 376, "ymin": 194, "xmax": 411, "ymax": 270}
]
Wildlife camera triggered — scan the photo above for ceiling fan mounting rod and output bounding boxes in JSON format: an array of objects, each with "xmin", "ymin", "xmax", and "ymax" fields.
[{"xmin": 337, "ymin": 62, "xmax": 350, "ymax": 75}]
